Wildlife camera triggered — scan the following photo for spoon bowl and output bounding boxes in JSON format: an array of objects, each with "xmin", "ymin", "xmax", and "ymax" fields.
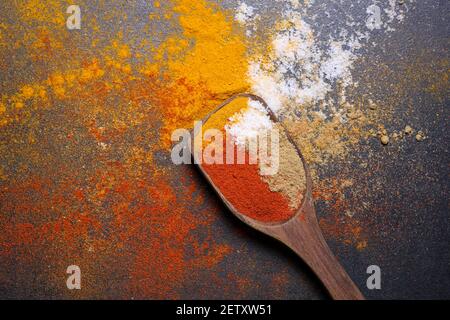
[{"xmin": 193, "ymin": 93, "xmax": 364, "ymax": 300}]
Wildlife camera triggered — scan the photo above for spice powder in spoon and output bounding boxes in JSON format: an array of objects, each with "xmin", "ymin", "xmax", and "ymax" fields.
[{"xmin": 198, "ymin": 97, "xmax": 306, "ymax": 223}]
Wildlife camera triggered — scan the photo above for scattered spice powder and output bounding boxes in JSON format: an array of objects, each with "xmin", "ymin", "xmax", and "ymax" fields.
[
  {"xmin": 380, "ymin": 135, "xmax": 389, "ymax": 145},
  {"xmin": 0, "ymin": 0, "xmax": 244, "ymax": 298},
  {"xmin": 1, "ymin": 0, "xmax": 447, "ymax": 299},
  {"xmin": 153, "ymin": 0, "xmax": 250, "ymax": 147}
]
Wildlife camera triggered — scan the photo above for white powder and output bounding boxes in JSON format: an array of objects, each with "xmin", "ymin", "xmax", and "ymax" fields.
[
  {"xmin": 366, "ymin": 4, "xmax": 383, "ymax": 30},
  {"xmin": 229, "ymin": 0, "xmax": 413, "ymax": 143},
  {"xmin": 248, "ymin": 11, "xmax": 355, "ymax": 114},
  {"xmin": 320, "ymin": 41, "xmax": 355, "ymax": 86},
  {"xmin": 275, "ymin": 0, "xmax": 301, "ymax": 9},
  {"xmin": 366, "ymin": 0, "xmax": 411, "ymax": 31},
  {"xmin": 225, "ymin": 100, "xmax": 273, "ymax": 146},
  {"xmin": 385, "ymin": 0, "xmax": 400, "ymax": 24},
  {"xmin": 248, "ymin": 63, "xmax": 285, "ymax": 113},
  {"xmin": 235, "ymin": 2, "xmax": 255, "ymax": 24},
  {"xmin": 235, "ymin": 2, "xmax": 259, "ymax": 37}
]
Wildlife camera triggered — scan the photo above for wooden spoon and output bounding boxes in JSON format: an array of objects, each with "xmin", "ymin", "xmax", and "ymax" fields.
[{"xmin": 193, "ymin": 93, "xmax": 364, "ymax": 300}]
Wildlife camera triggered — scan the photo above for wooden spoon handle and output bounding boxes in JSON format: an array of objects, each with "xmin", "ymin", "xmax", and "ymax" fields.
[
  {"xmin": 299, "ymin": 231, "xmax": 364, "ymax": 300},
  {"xmin": 282, "ymin": 216, "xmax": 365, "ymax": 300}
]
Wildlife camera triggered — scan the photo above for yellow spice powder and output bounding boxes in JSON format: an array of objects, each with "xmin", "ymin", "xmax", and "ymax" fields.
[{"xmin": 154, "ymin": 0, "xmax": 250, "ymax": 148}]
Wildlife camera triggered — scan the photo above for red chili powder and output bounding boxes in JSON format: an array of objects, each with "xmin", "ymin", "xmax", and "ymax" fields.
[{"xmin": 201, "ymin": 146, "xmax": 295, "ymax": 223}]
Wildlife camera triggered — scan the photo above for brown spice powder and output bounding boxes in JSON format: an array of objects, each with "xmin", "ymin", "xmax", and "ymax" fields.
[{"xmin": 261, "ymin": 123, "xmax": 306, "ymax": 210}]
